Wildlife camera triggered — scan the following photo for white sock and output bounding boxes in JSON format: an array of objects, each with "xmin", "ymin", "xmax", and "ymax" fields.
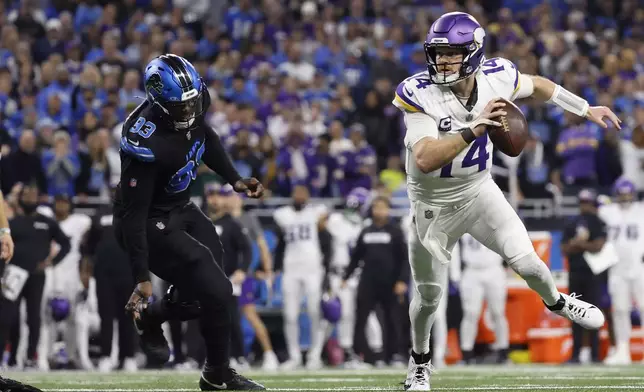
[
  {"xmin": 410, "ymin": 294, "xmax": 437, "ymax": 354},
  {"xmin": 612, "ymin": 310, "xmax": 631, "ymax": 351},
  {"xmin": 510, "ymin": 252, "xmax": 559, "ymax": 306},
  {"xmin": 459, "ymin": 310, "xmax": 479, "ymax": 352},
  {"xmin": 491, "ymin": 311, "xmax": 509, "ymax": 350}
]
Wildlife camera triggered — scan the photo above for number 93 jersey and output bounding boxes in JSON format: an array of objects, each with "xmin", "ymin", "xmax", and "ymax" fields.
[
  {"xmin": 117, "ymin": 101, "xmax": 206, "ymax": 211},
  {"xmin": 393, "ymin": 57, "xmax": 522, "ymax": 205},
  {"xmin": 274, "ymin": 204, "xmax": 328, "ymax": 274}
]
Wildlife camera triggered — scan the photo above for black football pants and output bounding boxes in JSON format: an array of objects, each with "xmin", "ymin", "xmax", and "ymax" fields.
[
  {"xmin": 0, "ymin": 272, "xmax": 45, "ymax": 361},
  {"xmin": 569, "ymin": 272, "xmax": 602, "ymax": 361},
  {"xmin": 116, "ymin": 202, "xmax": 233, "ymax": 371},
  {"xmin": 95, "ymin": 268, "xmax": 136, "ymax": 359}
]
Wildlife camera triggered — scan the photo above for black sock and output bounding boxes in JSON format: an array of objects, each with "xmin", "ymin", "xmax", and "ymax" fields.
[
  {"xmin": 545, "ymin": 294, "xmax": 565, "ymax": 311},
  {"xmin": 411, "ymin": 349, "xmax": 431, "ymax": 364},
  {"xmin": 343, "ymin": 348, "xmax": 354, "ymax": 360},
  {"xmin": 462, "ymin": 350, "xmax": 474, "ymax": 362}
]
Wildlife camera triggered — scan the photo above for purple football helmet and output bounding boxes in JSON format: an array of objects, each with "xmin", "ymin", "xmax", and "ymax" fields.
[
  {"xmin": 321, "ymin": 293, "xmax": 342, "ymax": 323},
  {"xmin": 424, "ymin": 12, "xmax": 486, "ymax": 85},
  {"xmin": 345, "ymin": 187, "xmax": 371, "ymax": 214},
  {"xmin": 612, "ymin": 177, "xmax": 636, "ymax": 204},
  {"xmin": 49, "ymin": 297, "xmax": 71, "ymax": 322}
]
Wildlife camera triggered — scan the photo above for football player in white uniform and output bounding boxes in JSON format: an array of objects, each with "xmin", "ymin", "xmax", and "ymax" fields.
[
  {"xmin": 274, "ymin": 183, "xmax": 328, "ymax": 370},
  {"xmin": 39, "ymin": 195, "xmax": 99, "ymax": 370},
  {"xmin": 457, "ymin": 234, "xmax": 509, "ymax": 364},
  {"xmin": 599, "ymin": 178, "xmax": 644, "ymax": 365},
  {"xmin": 326, "ymin": 187, "xmax": 383, "ymax": 368},
  {"xmin": 396, "ymin": 12, "xmax": 619, "ymax": 390}
]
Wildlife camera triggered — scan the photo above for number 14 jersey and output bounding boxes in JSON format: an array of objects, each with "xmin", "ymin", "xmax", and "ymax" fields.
[{"xmin": 393, "ymin": 57, "xmax": 521, "ymax": 205}]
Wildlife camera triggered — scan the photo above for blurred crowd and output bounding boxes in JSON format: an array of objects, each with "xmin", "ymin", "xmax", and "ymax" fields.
[{"xmin": 0, "ymin": 0, "xmax": 644, "ymax": 203}]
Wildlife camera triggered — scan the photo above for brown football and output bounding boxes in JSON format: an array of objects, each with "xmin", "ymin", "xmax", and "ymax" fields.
[{"xmin": 487, "ymin": 98, "xmax": 529, "ymax": 157}]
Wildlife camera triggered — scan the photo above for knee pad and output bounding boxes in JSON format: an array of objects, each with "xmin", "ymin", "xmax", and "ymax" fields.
[
  {"xmin": 416, "ymin": 282, "xmax": 443, "ymax": 311},
  {"xmin": 163, "ymin": 285, "xmax": 202, "ymax": 321},
  {"xmin": 510, "ymin": 252, "xmax": 545, "ymax": 278}
]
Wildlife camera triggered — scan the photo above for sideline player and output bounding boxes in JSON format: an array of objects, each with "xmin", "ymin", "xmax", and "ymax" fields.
[
  {"xmin": 457, "ymin": 234, "xmax": 509, "ymax": 364},
  {"xmin": 395, "ymin": 12, "xmax": 619, "ymax": 390},
  {"xmin": 114, "ymin": 54, "xmax": 265, "ymax": 390},
  {"xmin": 273, "ymin": 183, "xmax": 328, "ymax": 370},
  {"xmin": 599, "ymin": 178, "xmax": 644, "ymax": 365}
]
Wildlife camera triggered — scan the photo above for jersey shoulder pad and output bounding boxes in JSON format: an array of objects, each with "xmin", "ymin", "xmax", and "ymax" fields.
[
  {"xmin": 120, "ymin": 102, "xmax": 160, "ymax": 162},
  {"xmin": 273, "ymin": 206, "xmax": 291, "ymax": 226},
  {"xmin": 393, "ymin": 72, "xmax": 431, "ymax": 114},
  {"xmin": 480, "ymin": 57, "xmax": 521, "ymax": 99}
]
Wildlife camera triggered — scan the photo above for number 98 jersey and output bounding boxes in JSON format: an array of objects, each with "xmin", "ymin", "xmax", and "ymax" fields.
[
  {"xmin": 273, "ymin": 204, "xmax": 328, "ymax": 274},
  {"xmin": 393, "ymin": 57, "xmax": 521, "ymax": 205}
]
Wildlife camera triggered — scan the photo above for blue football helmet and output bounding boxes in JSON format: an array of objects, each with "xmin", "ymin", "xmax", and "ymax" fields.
[{"xmin": 144, "ymin": 54, "xmax": 205, "ymax": 129}]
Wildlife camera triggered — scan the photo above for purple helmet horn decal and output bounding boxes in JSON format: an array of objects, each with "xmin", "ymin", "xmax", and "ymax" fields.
[
  {"xmin": 321, "ymin": 293, "xmax": 342, "ymax": 323},
  {"xmin": 424, "ymin": 12, "xmax": 486, "ymax": 85}
]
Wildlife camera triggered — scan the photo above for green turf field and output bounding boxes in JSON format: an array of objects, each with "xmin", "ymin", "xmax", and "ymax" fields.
[{"xmin": 4, "ymin": 366, "xmax": 644, "ymax": 391}]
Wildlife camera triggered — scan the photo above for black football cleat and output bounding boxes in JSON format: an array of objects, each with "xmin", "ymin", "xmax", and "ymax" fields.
[
  {"xmin": 0, "ymin": 376, "xmax": 43, "ymax": 392},
  {"xmin": 133, "ymin": 307, "xmax": 170, "ymax": 366},
  {"xmin": 200, "ymin": 367, "xmax": 266, "ymax": 390}
]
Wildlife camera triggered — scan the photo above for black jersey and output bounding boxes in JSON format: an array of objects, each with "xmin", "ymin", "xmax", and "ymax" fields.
[{"xmin": 113, "ymin": 98, "xmax": 242, "ymax": 282}]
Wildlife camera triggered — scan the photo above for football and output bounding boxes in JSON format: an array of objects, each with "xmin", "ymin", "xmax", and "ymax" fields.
[{"xmin": 487, "ymin": 98, "xmax": 529, "ymax": 157}]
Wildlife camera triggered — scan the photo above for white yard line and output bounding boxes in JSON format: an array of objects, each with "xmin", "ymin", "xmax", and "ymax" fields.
[{"xmin": 44, "ymin": 387, "xmax": 644, "ymax": 392}]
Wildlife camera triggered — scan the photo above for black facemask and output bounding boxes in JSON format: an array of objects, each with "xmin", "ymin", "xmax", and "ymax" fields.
[
  {"xmin": 293, "ymin": 201, "xmax": 306, "ymax": 211},
  {"xmin": 19, "ymin": 200, "xmax": 38, "ymax": 215}
]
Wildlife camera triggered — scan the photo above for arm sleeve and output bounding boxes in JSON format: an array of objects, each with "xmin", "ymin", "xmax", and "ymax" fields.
[
  {"xmin": 343, "ymin": 230, "xmax": 365, "ymax": 280},
  {"xmin": 232, "ymin": 221, "xmax": 252, "ymax": 272},
  {"xmin": 119, "ymin": 158, "xmax": 157, "ymax": 282},
  {"xmin": 318, "ymin": 228, "xmax": 333, "ymax": 271},
  {"xmin": 202, "ymin": 125, "xmax": 243, "ymax": 186},
  {"xmin": 403, "ymin": 112, "xmax": 439, "ymax": 150},
  {"xmin": 49, "ymin": 220, "xmax": 71, "ymax": 266}
]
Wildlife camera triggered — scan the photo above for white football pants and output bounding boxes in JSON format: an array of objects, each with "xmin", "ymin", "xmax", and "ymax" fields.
[
  {"xmin": 459, "ymin": 265, "xmax": 509, "ymax": 351},
  {"xmin": 608, "ymin": 268, "xmax": 644, "ymax": 350},
  {"xmin": 407, "ymin": 179, "xmax": 538, "ymax": 355},
  {"xmin": 282, "ymin": 270, "xmax": 324, "ymax": 362}
]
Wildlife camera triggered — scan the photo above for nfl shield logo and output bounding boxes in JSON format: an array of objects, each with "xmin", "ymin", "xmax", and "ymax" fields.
[
  {"xmin": 129, "ymin": 178, "xmax": 137, "ymax": 187},
  {"xmin": 424, "ymin": 210, "xmax": 433, "ymax": 219},
  {"xmin": 466, "ymin": 114, "xmax": 474, "ymax": 122},
  {"xmin": 156, "ymin": 221, "xmax": 165, "ymax": 230}
]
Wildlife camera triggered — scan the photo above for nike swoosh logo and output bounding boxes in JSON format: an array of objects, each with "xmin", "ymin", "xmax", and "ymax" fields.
[
  {"xmin": 129, "ymin": 139, "xmax": 140, "ymax": 146},
  {"xmin": 201, "ymin": 376, "xmax": 227, "ymax": 389}
]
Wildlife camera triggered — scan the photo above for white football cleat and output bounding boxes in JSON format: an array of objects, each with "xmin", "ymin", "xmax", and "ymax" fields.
[
  {"xmin": 98, "ymin": 357, "xmax": 114, "ymax": 373},
  {"xmin": 604, "ymin": 344, "xmax": 631, "ymax": 366},
  {"xmin": 552, "ymin": 293, "xmax": 605, "ymax": 330},
  {"xmin": 405, "ymin": 355, "xmax": 433, "ymax": 391},
  {"xmin": 280, "ymin": 357, "xmax": 302, "ymax": 370},
  {"xmin": 405, "ymin": 356, "xmax": 432, "ymax": 391},
  {"xmin": 305, "ymin": 357, "xmax": 323, "ymax": 370},
  {"xmin": 261, "ymin": 351, "xmax": 279, "ymax": 371},
  {"xmin": 123, "ymin": 357, "xmax": 139, "ymax": 372}
]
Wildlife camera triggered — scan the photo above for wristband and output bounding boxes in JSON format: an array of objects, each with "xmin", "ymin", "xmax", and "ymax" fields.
[
  {"xmin": 0, "ymin": 228, "xmax": 10, "ymax": 236},
  {"xmin": 460, "ymin": 128, "xmax": 476, "ymax": 144}
]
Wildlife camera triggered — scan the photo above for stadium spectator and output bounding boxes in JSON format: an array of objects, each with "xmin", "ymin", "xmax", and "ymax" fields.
[
  {"xmin": 1, "ymin": 130, "xmax": 47, "ymax": 196},
  {"xmin": 42, "ymin": 131, "xmax": 80, "ymax": 197}
]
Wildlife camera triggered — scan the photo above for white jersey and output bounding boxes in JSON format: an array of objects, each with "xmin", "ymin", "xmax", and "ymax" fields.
[
  {"xmin": 274, "ymin": 204, "xmax": 328, "ymax": 274},
  {"xmin": 619, "ymin": 141, "xmax": 644, "ymax": 192},
  {"xmin": 326, "ymin": 211, "xmax": 363, "ymax": 268},
  {"xmin": 598, "ymin": 202, "xmax": 644, "ymax": 274},
  {"xmin": 459, "ymin": 233, "xmax": 504, "ymax": 269},
  {"xmin": 393, "ymin": 57, "xmax": 522, "ymax": 205}
]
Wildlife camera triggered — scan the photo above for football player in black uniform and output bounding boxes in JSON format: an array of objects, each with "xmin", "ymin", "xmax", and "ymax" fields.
[{"xmin": 113, "ymin": 54, "xmax": 265, "ymax": 390}]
